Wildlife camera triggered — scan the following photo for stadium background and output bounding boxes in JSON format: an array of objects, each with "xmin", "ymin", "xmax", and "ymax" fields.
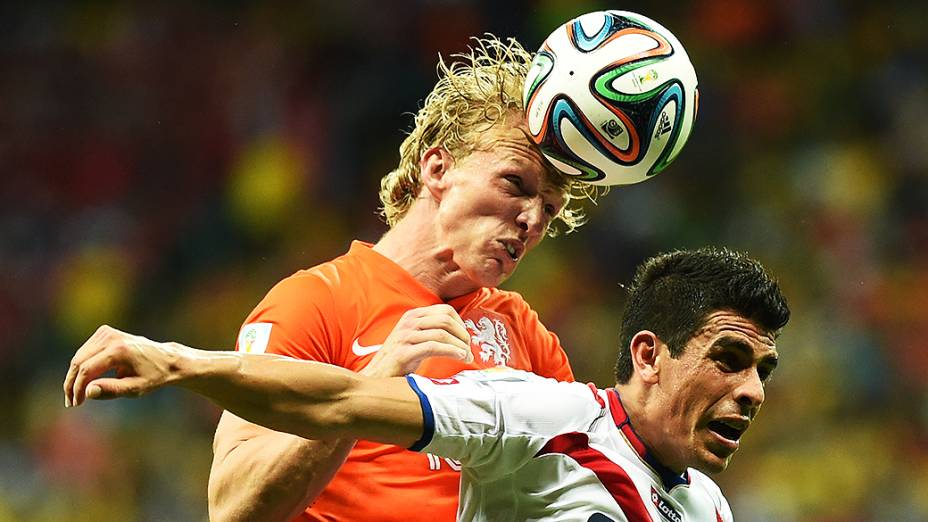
[{"xmin": 2, "ymin": 1, "xmax": 926, "ymax": 520}]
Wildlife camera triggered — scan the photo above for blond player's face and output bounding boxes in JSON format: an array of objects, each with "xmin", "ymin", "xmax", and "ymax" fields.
[
  {"xmin": 436, "ymin": 120, "xmax": 565, "ymax": 289},
  {"xmin": 654, "ymin": 311, "xmax": 778, "ymax": 475}
]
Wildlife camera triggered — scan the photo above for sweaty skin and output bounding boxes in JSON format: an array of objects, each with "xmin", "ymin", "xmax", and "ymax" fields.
[
  {"xmin": 617, "ymin": 311, "xmax": 778, "ymax": 475},
  {"xmin": 62, "ymin": 326, "xmax": 425, "ymax": 446}
]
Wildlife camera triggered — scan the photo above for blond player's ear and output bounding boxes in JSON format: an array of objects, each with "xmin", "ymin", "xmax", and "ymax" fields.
[{"xmin": 420, "ymin": 146, "xmax": 454, "ymax": 201}]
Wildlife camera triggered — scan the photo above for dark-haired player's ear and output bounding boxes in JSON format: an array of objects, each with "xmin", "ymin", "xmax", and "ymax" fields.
[
  {"xmin": 629, "ymin": 331, "xmax": 661, "ymax": 385},
  {"xmin": 420, "ymin": 147, "xmax": 455, "ymax": 201}
]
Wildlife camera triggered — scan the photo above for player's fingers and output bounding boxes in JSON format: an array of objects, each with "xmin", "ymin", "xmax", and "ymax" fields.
[
  {"xmin": 64, "ymin": 356, "xmax": 85, "ymax": 408},
  {"xmin": 412, "ymin": 306, "xmax": 470, "ymax": 344},
  {"xmin": 410, "ymin": 328, "xmax": 469, "ymax": 349},
  {"xmin": 434, "ymin": 314, "xmax": 471, "ymax": 344},
  {"xmin": 71, "ymin": 324, "xmax": 119, "ymax": 365},
  {"xmin": 64, "ymin": 325, "xmax": 121, "ymax": 407},
  {"xmin": 85, "ymin": 376, "xmax": 147, "ymax": 401},
  {"xmin": 392, "ymin": 340, "xmax": 467, "ymax": 375},
  {"xmin": 62, "ymin": 334, "xmax": 102, "ymax": 407},
  {"xmin": 417, "ymin": 303, "xmax": 462, "ymax": 321},
  {"xmin": 412, "ymin": 329, "xmax": 473, "ymax": 363},
  {"xmin": 403, "ymin": 304, "xmax": 459, "ymax": 322},
  {"xmin": 71, "ymin": 349, "xmax": 120, "ymax": 407},
  {"xmin": 398, "ymin": 304, "xmax": 437, "ymax": 322},
  {"xmin": 418, "ymin": 340, "xmax": 475, "ymax": 364}
]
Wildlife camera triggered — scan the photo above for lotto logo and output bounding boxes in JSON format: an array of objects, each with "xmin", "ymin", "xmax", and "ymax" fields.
[{"xmin": 651, "ymin": 487, "xmax": 684, "ymax": 522}]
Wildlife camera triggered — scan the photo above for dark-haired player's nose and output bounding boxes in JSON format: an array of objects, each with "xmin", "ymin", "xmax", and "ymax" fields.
[{"xmin": 734, "ymin": 368, "xmax": 765, "ymax": 415}]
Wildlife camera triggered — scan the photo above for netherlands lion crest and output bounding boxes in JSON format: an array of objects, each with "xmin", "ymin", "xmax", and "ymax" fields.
[{"xmin": 464, "ymin": 316, "xmax": 512, "ymax": 366}]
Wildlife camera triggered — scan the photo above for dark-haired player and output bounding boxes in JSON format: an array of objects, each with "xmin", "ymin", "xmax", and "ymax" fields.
[{"xmin": 66, "ymin": 247, "xmax": 789, "ymax": 521}]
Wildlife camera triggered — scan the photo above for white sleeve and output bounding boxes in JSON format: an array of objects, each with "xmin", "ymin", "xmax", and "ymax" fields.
[{"xmin": 405, "ymin": 369, "xmax": 605, "ymax": 481}]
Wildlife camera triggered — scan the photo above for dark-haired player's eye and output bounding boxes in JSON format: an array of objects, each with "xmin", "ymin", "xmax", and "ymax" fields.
[
  {"xmin": 758, "ymin": 366, "xmax": 775, "ymax": 383},
  {"xmin": 544, "ymin": 204, "xmax": 557, "ymax": 217},
  {"xmin": 715, "ymin": 352, "xmax": 739, "ymax": 372}
]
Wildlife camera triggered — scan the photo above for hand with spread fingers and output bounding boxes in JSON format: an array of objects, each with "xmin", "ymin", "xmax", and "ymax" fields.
[
  {"xmin": 63, "ymin": 325, "xmax": 189, "ymax": 408},
  {"xmin": 63, "ymin": 306, "xmax": 473, "ymax": 408},
  {"xmin": 360, "ymin": 304, "xmax": 474, "ymax": 378}
]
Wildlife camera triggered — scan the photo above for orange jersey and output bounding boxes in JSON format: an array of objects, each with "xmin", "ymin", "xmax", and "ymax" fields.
[{"xmin": 235, "ymin": 241, "xmax": 573, "ymax": 521}]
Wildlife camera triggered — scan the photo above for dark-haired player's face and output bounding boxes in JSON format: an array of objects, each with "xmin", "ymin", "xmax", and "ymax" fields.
[
  {"xmin": 434, "ymin": 118, "xmax": 565, "ymax": 290},
  {"xmin": 653, "ymin": 311, "xmax": 778, "ymax": 474}
]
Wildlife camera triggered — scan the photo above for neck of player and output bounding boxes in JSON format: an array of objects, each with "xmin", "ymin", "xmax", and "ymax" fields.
[
  {"xmin": 374, "ymin": 215, "xmax": 480, "ymax": 301},
  {"xmin": 614, "ymin": 382, "xmax": 686, "ymax": 476}
]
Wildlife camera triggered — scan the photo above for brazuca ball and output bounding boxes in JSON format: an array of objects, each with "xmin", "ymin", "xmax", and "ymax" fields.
[{"xmin": 524, "ymin": 10, "xmax": 699, "ymax": 186}]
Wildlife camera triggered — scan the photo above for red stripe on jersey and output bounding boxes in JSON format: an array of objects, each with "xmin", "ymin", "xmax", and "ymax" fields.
[
  {"xmin": 606, "ymin": 389, "xmax": 690, "ymax": 489},
  {"xmin": 606, "ymin": 389, "xmax": 648, "ymax": 456},
  {"xmin": 587, "ymin": 383, "xmax": 606, "ymax": 408},
  {"xmin": 536, "ymin": 432, "xmax": 654, "ymax": 522},
  {"xmin": 717, "ymin": 508, "xmax": 724, "ymax": 522}
]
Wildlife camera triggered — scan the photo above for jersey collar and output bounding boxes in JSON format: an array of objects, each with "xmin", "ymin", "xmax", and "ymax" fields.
[
  {"xmin": 350, "ymin": 240, "xmax": 487, "ymax": 307},
  {"xmin": 349, "ymin": 241, "xmax": 443, "ymax": 303},
  {"xmin": 606, "ymin": 388, "xmax": 690, "ymax": 489}
]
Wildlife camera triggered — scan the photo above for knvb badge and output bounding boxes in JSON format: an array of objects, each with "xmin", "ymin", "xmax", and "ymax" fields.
[{"xmin": 463, "ymin": 313, "xmax": 512, "ymax": 366}]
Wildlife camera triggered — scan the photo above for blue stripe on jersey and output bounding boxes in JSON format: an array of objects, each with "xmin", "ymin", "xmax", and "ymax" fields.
[{"xmin": 405, "ymin": 375, "xmax": 435, "ymax": 452}]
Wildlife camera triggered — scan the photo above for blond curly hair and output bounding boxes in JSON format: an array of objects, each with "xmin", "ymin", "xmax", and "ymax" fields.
[{"xmin": 378, "ymin": 35, "xmax": 600, "ymax": 236}]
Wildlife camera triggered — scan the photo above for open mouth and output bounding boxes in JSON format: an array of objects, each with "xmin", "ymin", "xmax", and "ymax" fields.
[
  {"xmin": 499, "ymin": 240, "xmax": 522, "ymax": 262},
  {"xmin": 707, "ymin": 420, "xmax": 746, "ymax": 443}
]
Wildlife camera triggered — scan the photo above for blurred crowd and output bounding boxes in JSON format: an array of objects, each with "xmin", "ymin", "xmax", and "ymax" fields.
[{"xmin": 1, "ymin": 1, "xmax": 926, "ymax": 520}]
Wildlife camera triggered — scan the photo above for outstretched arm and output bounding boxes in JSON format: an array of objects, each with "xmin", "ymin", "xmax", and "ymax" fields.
[
  {"xmin": 62, "ymin": 326, "xmax": 424, "ymax": 448},
  {"xmin": 206, "ymin": 304, "xmax": 472, "ymax": 521}
]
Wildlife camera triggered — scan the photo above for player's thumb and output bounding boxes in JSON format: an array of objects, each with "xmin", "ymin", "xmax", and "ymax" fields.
[{"xmin": 86, "ymin": 378, "xmax": 143, "ymax": 400}]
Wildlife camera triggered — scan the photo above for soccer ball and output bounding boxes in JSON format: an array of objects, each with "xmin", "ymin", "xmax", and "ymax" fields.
[{"xmin": 523, "ymin": 10, "xmax": 698, "ymax": 186}]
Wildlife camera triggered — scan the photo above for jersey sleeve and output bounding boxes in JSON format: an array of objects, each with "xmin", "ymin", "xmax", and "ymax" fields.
[
  {"xmin": 509, "ymin": 293, "xmax": 574, "ymax": 382},
  {"xmin": 405, "ymin": 369, "xmax": 604, "ymax": 482},
  {"xmin": 235, "ymin": 271, "xmax": 346, "ymax": 364}
]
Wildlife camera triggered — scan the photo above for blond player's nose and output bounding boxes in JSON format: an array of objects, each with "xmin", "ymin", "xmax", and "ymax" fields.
[{"xmin": 517, "ymin": 199, "xmax": 546, "ymax": 240}]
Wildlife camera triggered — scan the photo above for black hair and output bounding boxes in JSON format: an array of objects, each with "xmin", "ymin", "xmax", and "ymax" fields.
[{"xmin": 614, "ymin": 247, "xmax": 790, "ymax": 383}]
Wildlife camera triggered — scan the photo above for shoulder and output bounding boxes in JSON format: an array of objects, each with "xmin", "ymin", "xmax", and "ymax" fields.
[
  {"xmin": 269, "ymin": 249, "xmax": 362, "ymax": 300},
  {"xmin": 409, "ymin": 369, "xmax": 606, "ymax": 443},
  {"xmin": 687, "ymin": 469, "xmax": 733, "ymax": 519},
  {"xmin": 429, "ymin": 369, "xmax": 599, "ymax": 409},
  {"xmin": 687, "ymin": 468, "xmax": 723, "ymax": 495},
  {"xmin": 454, "ymin": 367, "xmax": 555, "ymax": 385},
  {"xmin": 261, "ymin": 268, "xmax": 337, "ymax": 307},
  {"xmin": 249, "ymin": 258, "xmax": 352, "ymax": 334}
]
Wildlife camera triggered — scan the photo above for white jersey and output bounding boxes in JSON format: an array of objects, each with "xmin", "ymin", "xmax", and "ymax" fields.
[{"xmin": 406, "ymin": 368, "xmax": 734, "ymax": 522}]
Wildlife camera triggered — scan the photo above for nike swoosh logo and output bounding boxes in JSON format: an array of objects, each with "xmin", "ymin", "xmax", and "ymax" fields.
[{"xmin": 351, "ymin": 339, "xmax": 383, "ymax": 356}]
